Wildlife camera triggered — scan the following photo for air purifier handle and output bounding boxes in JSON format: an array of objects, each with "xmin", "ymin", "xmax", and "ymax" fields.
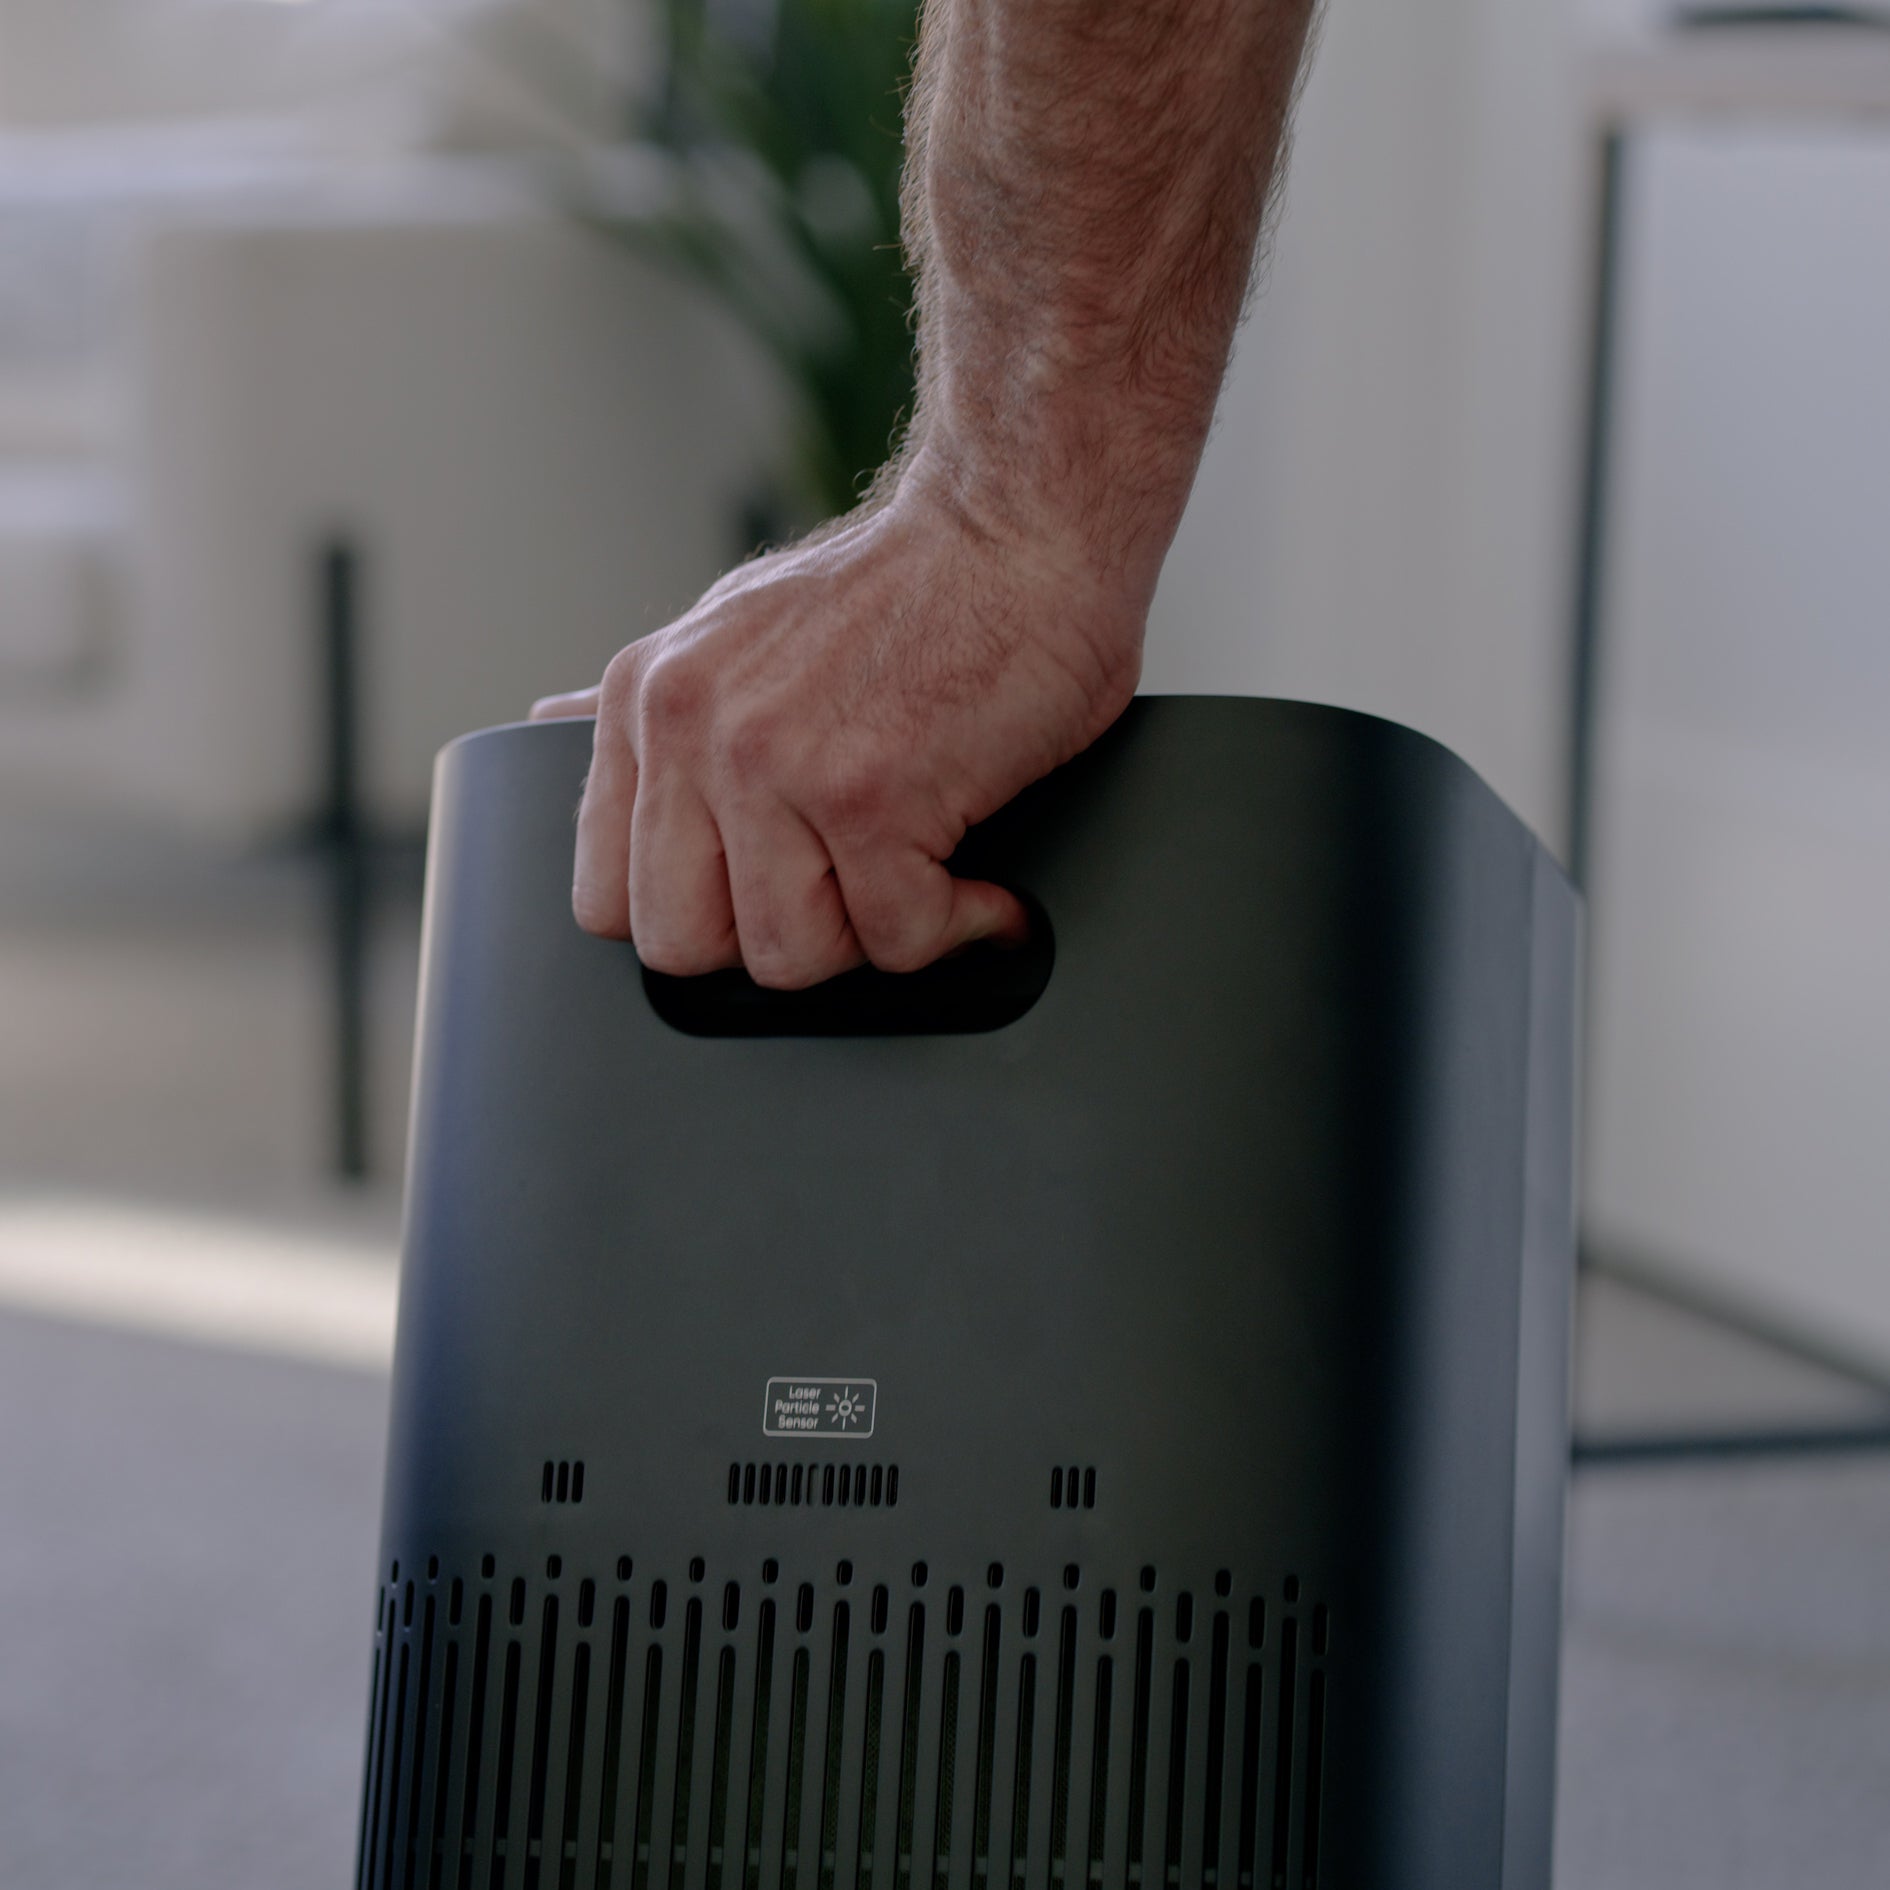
[{"xmin": 637, "ymin": 894, "xmax": 1055, "ymax": 1036}]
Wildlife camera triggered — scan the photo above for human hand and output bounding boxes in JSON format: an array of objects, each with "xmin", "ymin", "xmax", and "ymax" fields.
[{"xmin": 530, "ymin": 460, "xmax": 1146, "ymax": 988}]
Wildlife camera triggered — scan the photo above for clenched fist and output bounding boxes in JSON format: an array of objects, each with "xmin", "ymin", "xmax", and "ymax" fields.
[{"xmin": 530, "ymin": 462, "xmax": 1147, "ymax": 989}]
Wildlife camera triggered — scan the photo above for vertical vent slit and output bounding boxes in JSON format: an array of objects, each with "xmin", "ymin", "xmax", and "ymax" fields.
[
  {"xmin": 932, "ymin": 1650, "xmax": 961, "ymax": 1890},
  {"xmin": 1048, "ymin": 1608, "xmax": 1078, "ymax": 1875},
  {"xmin": 559, "ymin": 1643, "xmax": 592, "ymax": 1890},
  {"xmin": 597, "ymin": 1596, "xmax": 630, "ymax": 1890},
  {"xmin": 742, "ymin": 1599, "xmax": 776, "ymax": 1890},
  {"xmin": 1007, "ymin": 1655, "xmax": 1035, "ymax": 1890},
  {"xmin": 1300, "ymin": 1671, "xmax": 1326, "ymax": 1890},
  {"xmin": 556, "ymin": 1461, "xmax": 570, "ymax": 1503},
  {"xmin": 781, "ymin": 1646, "xmax": 812, "ymax": 1890},
  {"xmin": 668, "ymin": 1598, "xmax": 704, "ymax": 1888},
  {"xmin": 1163, "ymin": 1663, "xmax": 1190, "ymax": 1889},
  {"xmin": 705, "ymin": 1647, "xmax": 737, "ymax": 1890},
  {"xmin": 1203, "ymin": 1615, "xmax": 1230, "ymax": 1888},
  {"xmin": 818, "ymin": 1604, "xmax": 851, "ymax": 1890},
  {"xmin": 730, "ymin": 1465, "xmax": 742, "ymax": 1506},
  {"xmin": 1125, "ymin": 1609, "xmax": 1153, "ymax": 1884},
  {"xmin": 571, "ymin": 1462, "xmax": 585, "ymax": 1504},
  {"xmin": 857, "ymin": 1647, "xmax": 886, "ymax": 1890},
  {"xmin": 366, "ymin": 1605, "xmax": 397, "ymax": 1890},
  {"xmin": 1083, "ymin": 1469, "xmax": 1097, "ymax": 1510},
  {"xmin": 427, "ymin": 1632, "xmax": 459, "ymax": 1890},
  {"xmin": 358, "ymin": 1639, "xmax": 386, "ymax": 1890},
  {"xmin": 1236, "ymin": 1666, "xmax": 1261, "ymax": 1890},
  {"xmin": 1085, "ymin": 1657, "xmax": 1113, "ymax": 1887},
  {"xmin": 459, "ymin": 1596, "xmax": 495, "ymax": 1890},
  {"xmin": 893, "ymin": 1605, "xmax": 925, "ymax": 1890},
  {"xmin": 381, "ymin": 1643, "xmax": 411, "ymax": 1890},
  {"xmin": 632, "ymin": 1647, "xmax": 663, "ymax": 1890},
  {"xmin": 524, "ymin": 1597, "xmax": 561, "ymax": 1890},
  {"xmin": 970, "ymin": 1606, "xmax": 1001, "ymax": 1890},
  {"xmin": 886, "ymin": 1467, "xmax": 899, "ymax": 1507},
  {"xmin": 487, "ymin": 1642, "xmax": 522, "ymax": 1890},
  {"xmin": 1269, "ymin": 1622, "xmax": 1298, "ymax": 1890}
]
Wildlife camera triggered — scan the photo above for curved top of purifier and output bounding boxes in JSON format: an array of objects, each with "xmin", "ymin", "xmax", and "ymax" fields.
[{"xmin": 437, "ymin": 692, "xmax": 1570, "ymax": 892}]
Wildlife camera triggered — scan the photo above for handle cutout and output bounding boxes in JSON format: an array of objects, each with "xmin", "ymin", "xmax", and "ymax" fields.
[{"xmin": 641, "ymin": 902, "xmax": 1054, "ymax": 1038}]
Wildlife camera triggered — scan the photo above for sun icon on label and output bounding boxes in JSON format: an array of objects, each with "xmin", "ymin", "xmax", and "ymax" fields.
[{"xmin": 826, "ymin": 1387, "xmax": 867, "ymax": 1429}]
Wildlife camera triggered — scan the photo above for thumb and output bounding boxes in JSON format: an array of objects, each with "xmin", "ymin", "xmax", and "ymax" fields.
[{"xmin": 931, "ymin": 875, "xmax": 1033, "ymax": 960}]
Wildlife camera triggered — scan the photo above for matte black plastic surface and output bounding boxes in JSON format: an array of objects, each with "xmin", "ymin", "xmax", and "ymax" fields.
[{"xmin": 359, "ymin": 696, "xmax": 1577, "ymax": 1890}]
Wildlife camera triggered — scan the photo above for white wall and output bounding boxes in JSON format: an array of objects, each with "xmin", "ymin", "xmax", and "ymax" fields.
[
  {"xmin": 1146, "ymin": 0, "xmax": 1588, "ymax": 849},
  {"xmin": 0, "ymin": 0, "xmax": 640, "ymax": 145},
  {"xmin": 1147, "ymin": 0, "xmax": 1890, "ymax": 1364},
  {"xmin": 1587, "ymin": 126, "xmax": 1890, "ymax": 1364}
]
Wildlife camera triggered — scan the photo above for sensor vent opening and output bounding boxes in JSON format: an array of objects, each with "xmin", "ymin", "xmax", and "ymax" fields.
[
  {"xmin": 1048, "ymin": 1467, "xmax": 1097, "ymax": 1511},
  {"xmin": 542, "ymin": 1460, "xmax": 586, "ymax": 1506},
  {"xmin": 728, "ymin": 1463, "xmax": 899, "ymax": 1509}
]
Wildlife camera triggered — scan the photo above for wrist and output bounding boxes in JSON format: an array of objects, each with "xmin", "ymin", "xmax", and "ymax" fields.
[
  {"xmin": 893, "ymin": 414, "xmax": 1180, "ymax": 615},
  {"xmin": 880, "ymin": 435, "xmax": 1151, "ymax": 711}
]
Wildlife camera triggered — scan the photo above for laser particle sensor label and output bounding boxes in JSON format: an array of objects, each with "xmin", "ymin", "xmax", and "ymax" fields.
[{"xmin": 764, "ymin": 1377, "xmax": 877, "ymax": 1438}]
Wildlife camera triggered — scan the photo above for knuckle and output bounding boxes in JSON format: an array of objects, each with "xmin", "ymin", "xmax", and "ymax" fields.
[
  {"xmin": 860, "ymin": 927, "xmax": 933, "ymax": 976},
  {"xmin": 597, "ymin": 643, "xmax": 645, "ymax": 720},
  {"xmin": 811, "ymin": 746, "xmax": 893, "ymax": 838},
  {"xmin": 849, "ymin": 892, "xmax": 931, "ymax": 974},
  {"xmin": 638, "ymin": 652, "xmax": 709, "ymax": 743},
  {"xmin": 720, "ymin": 707, "xmax": 784, "ymax": 786}
]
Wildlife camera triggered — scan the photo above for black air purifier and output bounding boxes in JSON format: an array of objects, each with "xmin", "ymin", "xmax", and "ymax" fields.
[{"xmin": 357, "ymin": 697, "xmax": 1577, "ymax": 1890}]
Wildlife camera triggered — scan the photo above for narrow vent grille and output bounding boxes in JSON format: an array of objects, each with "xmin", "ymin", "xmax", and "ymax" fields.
[
  {"xmin": 1048, "ymin": 1466, "xmax": 1097, "ymax": 1511},
  {"xmin": 727, "ymin": 1462, "xmax": 899, "ymax": 1509},
  {"xmin": 357, "ymin": 1560, "xmax": 1332, "ymax": 1890},
  {"xmin": 542, "ymin": 1460, "xmax": 586, "ymax": 1505}
]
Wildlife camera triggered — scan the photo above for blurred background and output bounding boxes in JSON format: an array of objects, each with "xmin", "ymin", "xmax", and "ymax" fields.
[{"xmin": 0, "ymin": 0, "xmax": 1886, "ymax": 1885}]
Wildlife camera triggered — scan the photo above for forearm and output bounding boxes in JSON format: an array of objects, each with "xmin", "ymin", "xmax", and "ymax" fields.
[{"xmin": 899, "ymin": 0, "xmax": 1318, "ymax": 603}]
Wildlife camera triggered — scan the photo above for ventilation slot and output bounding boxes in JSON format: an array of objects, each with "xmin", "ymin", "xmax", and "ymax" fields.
[
  {"xmin": 742, "ymin": 1600, "xmax": 776, "ymax": 1890},
  {"xmin": 893, "ymin": 1602, "xmax": 925, "ymax": 1890},
  {"xmin": 541, "ymin": 1460, "xmax": 586, "ymax": 1505},
  {"xmin": 857, "ymin": 1648, "xmax": 886, "ymax": 1887},
  {"xmin": 727, "ymin": 1463, "xmax": 899, "ymax": 1508},
  {"xmin": 1270, "ymin": 1619, "xmax": 1298, "ymax": 1890},
  {"xmin": 781, "ymin": 1647, "xmax": 812, "ymax": 1889},
  {"xmin": 970, "ymin": 1607, "xmax": 1001, "ymax": 1890},
  {"xmin": 1048, "ymin": 1466, "xmax": 1098, "ymax": 1510},
  {"xmin": 669, "ymin": 1597, "xmax": 704, "ymax": 1889},
  {"xmin": 354, "ymin": 1560, "xmax": 1333, "ymax": 1890},
  {"xmin": 1008, "ymin": 1655, "xmax": 1035, "ymax": 1889},
  {"xmin": 818, "ymin": 1604, "xmax": 851, "ymax": 1890}
]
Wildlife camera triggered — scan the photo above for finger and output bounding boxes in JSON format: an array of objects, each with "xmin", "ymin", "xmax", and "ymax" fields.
[
  {"xmin": 834, "ymin": 844, "xmax": 1030, "ymax": 974},
  {"xmin": 721, "ymin": 804, "xmax": 866, "ymax": 990},
  {"xmin": 629, "ymin": 775, "xmax": 743, "ymax": 975},
  {"xmin": 572, "ymin": 711, "xmax": 636, "ymax": 937},
  {"xmin": 531, "ymin": 686, "xmax": 601, "ymax": 721}
]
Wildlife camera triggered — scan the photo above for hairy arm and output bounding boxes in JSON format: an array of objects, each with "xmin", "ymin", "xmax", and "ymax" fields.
[
  {"xmin": 902, "ymin": 0, "xmax": 1315, "ymax": 599},
  {"xmin": 535, "ymin": 0, "xmax": 1318, "ymax": 985}
]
